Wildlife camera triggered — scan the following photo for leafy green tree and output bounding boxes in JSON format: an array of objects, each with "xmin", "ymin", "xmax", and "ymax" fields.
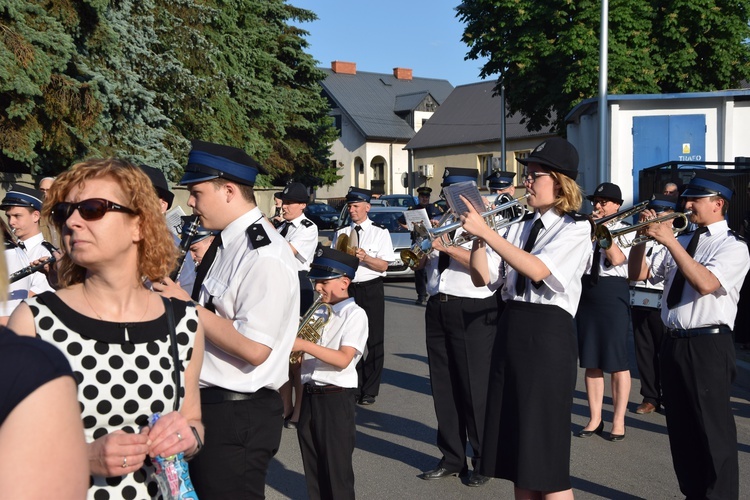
[
  {"xmin": 457, "ymin": 0, "xmax": 750, "ymax": 133},
  {"xmin": 183, "ymin": 0, "xmax": 338, "ymax": 186}
]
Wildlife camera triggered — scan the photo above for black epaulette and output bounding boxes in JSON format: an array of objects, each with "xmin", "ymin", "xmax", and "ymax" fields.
[
  {"xmin": 246, "ymin": 223, "xmax": 272, "ymax": 249},
  {"xmin": 565, "ymin": 211, "xmax": 589, "ymax": 222},
  {"xmin": 300, "ymin": 219, "xmax": 314, "ymax": 228},
  {"xmin": 730, "ymin": 229, "xmax": 747, "ymax": 244},
  {"xmin": 566, "ymin": 211, "xmax": 596, "ymax": 239},
  {"xmin": 373, "ymin": 223, "xmax": 389, "ymax": 231}
]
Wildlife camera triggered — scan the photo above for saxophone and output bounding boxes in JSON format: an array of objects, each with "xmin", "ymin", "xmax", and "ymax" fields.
[{"xmin": 290, "ymin": 295, "xmax": 333, "ymax": 364}]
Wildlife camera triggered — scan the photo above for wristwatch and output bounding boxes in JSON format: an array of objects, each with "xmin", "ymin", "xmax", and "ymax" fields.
[{"xmin": 190, "ymin": 426, "xmax": 203, "ymax": 455}]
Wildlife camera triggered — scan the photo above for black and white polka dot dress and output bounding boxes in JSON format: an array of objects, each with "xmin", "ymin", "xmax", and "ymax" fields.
[{"xmin": 27, "ymin": 292, "xmax": 199, "ymax": 500}]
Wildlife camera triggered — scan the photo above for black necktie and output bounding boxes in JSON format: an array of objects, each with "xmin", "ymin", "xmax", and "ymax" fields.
[
  {"xmin": 590, "ymin": 243, "xmax": 602, "ymax": 284},
  {"xmin": 279, "ymin": 222, "xmax": 290, "ymax": 238},
  {"xmin": 666, "ymin": 226, "xmax": 708, "ymax": 309},
  {"xmin": 438, "ymin": 251, "xmax": 450, "ymax": 274},
  {"xmin": 515, "ymin": 218, "xmax": 543, "ymax": 296},
  {"xmin": 191, "ymin": 233, "xmax": 222, "ymax": 301},
  {"xmin": 354, "ymin": 225, "xmax": 362, "ymax": 248}
]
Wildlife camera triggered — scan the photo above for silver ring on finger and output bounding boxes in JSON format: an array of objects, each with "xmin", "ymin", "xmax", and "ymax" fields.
[
  {"xmin": 177, "ymin": 431, "xmax": 183, "ymax": 441},
  {"xmin": 122, "ymin": 456, "xmax": 128, "ymax": 468}
]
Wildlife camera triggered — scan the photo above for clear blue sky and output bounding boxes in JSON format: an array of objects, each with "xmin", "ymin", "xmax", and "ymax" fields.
[{"xmin": 291, "ymin": 0, "xmax": 490, "ymax": 87}]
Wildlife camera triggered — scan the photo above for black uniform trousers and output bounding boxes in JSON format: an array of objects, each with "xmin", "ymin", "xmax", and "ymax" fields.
[
  {"xmin": 189, "ymin": 388, "xmax": 284, "ymax": 500},
  {"xmin": 349, "ymin": 277, "xmax": 385, "ymax": 397},
  {"xmin": 414, "ymin": 268, "xmax": 428, "ymax": 299},
  {"xmin": 297, "ymin": 386, "xmax": 358, "ymax": 500},
  {"xmin": 632, "ymin": 306, "xmax": 665, "ymax": 406},
  {"xmin": 424, "ymin": 293, "xmax": 498, "ymax": 471},
  {"xmin": 661, "ymin": 332, "xmax": 738, "ymax": 500}
]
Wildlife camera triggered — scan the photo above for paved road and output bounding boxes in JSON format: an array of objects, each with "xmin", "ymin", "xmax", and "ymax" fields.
[{"xmin": 266, "ymin": 280, "xmax": 750, "ymax": 499}]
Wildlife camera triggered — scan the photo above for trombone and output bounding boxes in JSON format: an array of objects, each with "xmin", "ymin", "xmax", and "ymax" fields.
[
  {"xmin": 430, "ymin": 193, "xmax": 530, "ymax": 247},
  {"xmin": 596, "ymin": 210, "xmax": 692, "ymax": 249}
]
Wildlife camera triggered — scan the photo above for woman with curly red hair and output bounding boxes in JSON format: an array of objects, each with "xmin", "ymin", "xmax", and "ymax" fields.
[{"xmin": 9, "ymin": 158, "xmax": 205, "ymax": 499}]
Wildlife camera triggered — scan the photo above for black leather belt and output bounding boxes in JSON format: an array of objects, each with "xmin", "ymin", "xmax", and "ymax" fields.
[
  {"xmin": 435, "ymin": 293, "xmax": 462, "ymax": 302},
  {"xmin": 200, "ymin": 387, "xmax": 275, "ymax": 404},
  {"xmin": 304, "ymin": 384, "xmax": 347, "ymax": 395},
  {"xmin": 350, "ymin": 277, "xmax": 383, "ymax": 288},
  {"xmin": 667, "ymin": 325, "xmax": 731, "ymax": 338}
]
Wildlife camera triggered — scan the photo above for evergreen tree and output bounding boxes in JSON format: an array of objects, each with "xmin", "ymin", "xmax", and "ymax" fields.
[
  {"xmin": 0, "ymin": 0, "xmax": 100, "ymax": 174},
  {"xmin": 457, "ymin": 0, "xmax": 750, "ymax": 132},
  {"xmin": 1, "ymin": 0, "xmax": 338, "ymax": 185}
]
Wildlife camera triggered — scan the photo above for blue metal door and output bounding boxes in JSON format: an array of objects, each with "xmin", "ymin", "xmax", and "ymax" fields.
[{"xmin": 632, "ymin": 114, "xmax": 706, "ymax": 199}]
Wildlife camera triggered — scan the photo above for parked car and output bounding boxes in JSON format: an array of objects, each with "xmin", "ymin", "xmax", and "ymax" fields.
[
  {"xmin": 304, "ymin": 202, "xmax": 340, "ymax": 229},
  {"xmin": 379, "ymin": 194, "xmax": 418, "ymax": 208},
  {"xmin": 337, "ymin": 206, "xmax": 414, "ymax": 278}
]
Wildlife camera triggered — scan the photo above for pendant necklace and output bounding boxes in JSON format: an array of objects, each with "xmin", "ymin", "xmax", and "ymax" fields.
[{"xmin": 82, "ymin": 284, "xmax": 151, "ymax": 342}]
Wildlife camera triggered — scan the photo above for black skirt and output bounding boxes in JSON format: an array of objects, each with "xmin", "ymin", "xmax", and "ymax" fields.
[
  {"xmin": 577, "ymin": 275, "xmax": 632, "ymax": 372},
  {"xmin": 479, "ymin": 300, "xmax": 578, "ymax": 492}
]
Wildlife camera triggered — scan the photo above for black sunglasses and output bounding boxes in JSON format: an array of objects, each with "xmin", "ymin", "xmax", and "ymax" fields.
[{"xmin": 51, "ymin": 198, "xmax": 136, "ymax": 225}]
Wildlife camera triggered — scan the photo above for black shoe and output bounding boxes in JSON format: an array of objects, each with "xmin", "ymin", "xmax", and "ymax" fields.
[
  {"xmin": 419, "ymin": 466, "xmax": 463, "ymax": 480},
  {"xmin": 284, "ymin": 418, "xmax": 297, "ymax": 430},
  {"xmin": 577, "ymin": 420, "xmax": 604, "ymax": 438},
  {"xmin": 467, "ymin": 471, "xmax": 490, "ymax": 487},
  {"xmin": 358, "ymin": 394, "xmax": 376, "ymax": 405},
  {"xmin": 609, "ymin": 429, "xmax": 626, "ymax": 442}
]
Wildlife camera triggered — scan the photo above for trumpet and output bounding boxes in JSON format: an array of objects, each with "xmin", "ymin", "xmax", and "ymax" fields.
[
  {"xmin": 400, "ymin": 209, "xmax": 457, "ymax": 270},
  {"xmin": 596, "ymin": 211, "xmax": 692, "ymax": 249},
  {"xmin": 430, "ymin": 193, "xmax": 530, "ymax": 247},
  {"xmin": 594, "ymin": 200, "xmax": 650, "ymax": 228},
  {"xmin": 290, "ymin": 295, "xmax": 333, "ymax": 364}
]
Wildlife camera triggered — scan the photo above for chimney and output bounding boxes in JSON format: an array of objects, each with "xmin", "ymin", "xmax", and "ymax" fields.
[
  {"xmin": 393, "ymin": 67, "xmax": 413, "ymax": 80},
  {"xmin": 331, "ymin": 61, "xmax": 356, "ymax": 75}
]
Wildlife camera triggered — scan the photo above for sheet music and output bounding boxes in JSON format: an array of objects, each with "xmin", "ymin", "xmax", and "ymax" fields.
[
  {"xmin": 403, "ymin": 208, "xmax": 431, "ymax": 231},
  {"xmin": 165, "ymin": 206, "xmax": 187, "ymax": 237},
  {"xmin": 442, "ymin": 181, "xmax": 485, "ymax": 215}
]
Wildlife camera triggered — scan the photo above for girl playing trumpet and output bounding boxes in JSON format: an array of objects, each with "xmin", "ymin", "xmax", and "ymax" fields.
[{"xmin": 459, "ymin": 138, "xmax": 592, "ymax": 500}]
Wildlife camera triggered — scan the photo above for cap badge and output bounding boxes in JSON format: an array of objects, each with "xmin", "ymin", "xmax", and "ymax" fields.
[
  {"xmin": 444, "ymin": 168, "xmax": 450, "ymax": 177},
  {"xmin": 348, "ymin": 186, "xmax": 353, "ymax": 193},
  {"xmin": 597, "ymin": 186, "xmax": 604, "ymax": 192},
  {"xmin": 536, "ymin": 142, "xmax": 546, "ymax": 152}
]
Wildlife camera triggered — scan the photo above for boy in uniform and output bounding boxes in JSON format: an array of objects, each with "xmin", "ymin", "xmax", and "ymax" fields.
[{"xmin": 292, "ymin": 246, "xmax": 368, "ymax": 500}]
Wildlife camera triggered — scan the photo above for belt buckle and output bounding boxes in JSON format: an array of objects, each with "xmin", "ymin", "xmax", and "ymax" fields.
[{"xmin": 439, "ymin": 293, "xmax": 448, "ymax": 302}]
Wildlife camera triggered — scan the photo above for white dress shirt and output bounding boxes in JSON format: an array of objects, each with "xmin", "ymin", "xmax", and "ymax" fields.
[
  {"xmin": 1, "ymin": 232, "xmax": 55, "ymax": 317},
  {"xmin": 332, "ymin": 218, "xmax": 395, "ymax": 282},
  {"xmin": 649, "ymin": 220, "xmax": 750, "ymax": 330},
  {"xmin": 586, "ymin": 220, "xmax": 633, "ymax": 278},
  {"xmin": 300, "ymin": 297, "xmax": 368, "ymax": 388},
  {"xmin": 198, "ymin": 207, "xmax": 300, "ymax": 392},
  {"xmin": 497, "ymin": 210, "xmax": 593, "ymax": 317},
  {"xmin": 425, "ymin": 228, "xmax": 502, "ymax": 298},
  {"xmin": 278, "ymin": 214, "xmax": 319, "ymax": 272}
]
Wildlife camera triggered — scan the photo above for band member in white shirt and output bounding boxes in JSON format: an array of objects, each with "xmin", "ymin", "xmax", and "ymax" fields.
[
  {"xmin": 293, "ymin": 246, "xmax": 368, "ymax": 500},
  {"xmin": 331, "ymin": 187, "xmax": 395, "ymax": 406},
  {"xmin": 155, "ymin": 140, "xmax": 299, "ymax": 499},
  {"xmin": 1, "ymin": 185, "xmax": 55, "ymax": 324},
  {"xmin": 576, "ymin": 182, "xmax": 632, "ymax": 442},
  {"xmin": 629, "ymin": 171, "xmax": 750, "ymax": 500},
  {"xmin": 418, "ymin": 167, "xmax": 501, "ymax": 487},
  {"xmin": 462, "ymin": 137, "xmax": 592, "ymax": 499}
]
